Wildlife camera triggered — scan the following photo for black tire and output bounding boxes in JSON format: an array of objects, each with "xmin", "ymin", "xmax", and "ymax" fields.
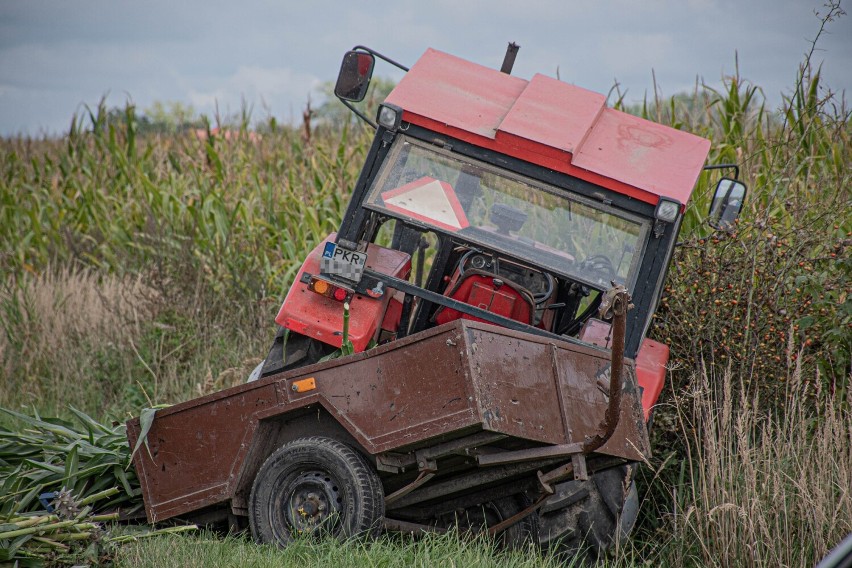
[
  {"xmin": 249, "ymin": 437, "xmax": 384, "ymax": 547},
  {"xmin": 451, "ymin": 493, "xmax": 540, "ymax": 550},
  {"xmin": 538, "ymin": 464, "xmax": 639, "ymax": 560},
  {"xmin": 259, "ymin": 328, "xmax": 336, "ymax": 378}
]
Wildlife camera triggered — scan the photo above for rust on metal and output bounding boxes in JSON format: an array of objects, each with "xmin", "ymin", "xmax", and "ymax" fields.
[
  {"xmin": 549, "ymin": 343, "xmax": 573, "ymax": 443},
  {"xmin": 571, "ymin": 453, "xmax": 588, "ymax": 481},
  {"xmin": 582, "ymin": 284, "xmax": 633, "ymax": 454},
  {"xmin": 476, "ymin": 443, "xmax": 584, "ymax": 467},
  {"xmin": 538, "ymin": 461, "xmax": 574, "ymax": 493},
  {"xmin": 384, "ymin": 470, "xmax": 436, "ymax": 507},
  {"xmin": 385, "ymin": 460, "xmax": 562, "ymax": 511},
  {"xmin": 416, "ymin": 432, "xmax": 507, "ymax": 464}
]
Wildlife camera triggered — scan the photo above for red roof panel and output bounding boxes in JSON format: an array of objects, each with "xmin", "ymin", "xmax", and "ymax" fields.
[
  {"xmin": 498, "ymin": 74, "xmax": 605, "ymax": 156},
  {"xmin": 385, "ymin": 48, "xmax": 526, "ymax": 139},
  {"xmin": 384, "ymin": 48, "xmax": 712, "ymax": 208},
  {"xmin": 573, "ymin": 108, "xmax": 711, "ymax": 205}
]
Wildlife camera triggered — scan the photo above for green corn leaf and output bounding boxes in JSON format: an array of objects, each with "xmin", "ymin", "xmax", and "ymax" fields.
[
  {"xmin": 21, "ymin": 460, "xmax": 63, "ymax": 476},
  {"xmin": 63, "ymin": 445, "xmax": 78, "ymax": 491},
  {"xmin": 129, "ymin": 407, "xmax": 157, "ymax": 463},
  {"xmin": 113, "ymin": 465, "xmax": 133, "ymax": 497},
  {"xmin": 67, "ymin": 407, "xmax": 112, "ymax": 437}
]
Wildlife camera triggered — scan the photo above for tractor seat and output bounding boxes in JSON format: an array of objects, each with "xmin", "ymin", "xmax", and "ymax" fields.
[{"xmin": 433, "ymin": 269, "xmax": 535, "ymax": 326}]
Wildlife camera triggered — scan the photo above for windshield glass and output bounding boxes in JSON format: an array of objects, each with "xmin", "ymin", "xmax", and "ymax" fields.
[{"xmin": 364, "ymin": 138, "xmax": 649, "ymax": 288}]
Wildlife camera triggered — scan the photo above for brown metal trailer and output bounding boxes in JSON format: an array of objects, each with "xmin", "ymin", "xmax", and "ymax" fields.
[{"xmin": 128, "ymin": 313, "xmax": 647, "ymax": 541}]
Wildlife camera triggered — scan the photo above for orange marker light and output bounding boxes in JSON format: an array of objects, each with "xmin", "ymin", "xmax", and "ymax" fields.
[
  {"xmin": 291, "ymin": 377, "xmax": 317, "ymax": 393},
  {"xmin": 312, "ymin": 280, "xmax": 330, "ymax": 294}
]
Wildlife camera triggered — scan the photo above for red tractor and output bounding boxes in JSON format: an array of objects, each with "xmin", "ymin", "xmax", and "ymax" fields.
[{"xmin": 128, "ymin": 45, "xmax": 746, "ymax": 556}]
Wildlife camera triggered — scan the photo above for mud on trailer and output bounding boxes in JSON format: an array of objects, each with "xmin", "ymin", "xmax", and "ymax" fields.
[{"xmin": 127, "ymin": 44, "xmax": 746, "ymax": 555}]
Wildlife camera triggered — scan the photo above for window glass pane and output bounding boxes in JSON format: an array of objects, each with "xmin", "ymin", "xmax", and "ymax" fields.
[{"xmin": 365, "ymin": 138, "xmax": 649, "ymax": 288}]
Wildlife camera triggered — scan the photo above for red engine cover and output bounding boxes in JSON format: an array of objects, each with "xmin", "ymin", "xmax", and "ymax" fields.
[
  {"xmin": 275, "ymin": 235, "xmax": 411, "ymax": 352},
  {"xmin": 434, "ymin": 272, "xmax": 534, "ymax": 326}
]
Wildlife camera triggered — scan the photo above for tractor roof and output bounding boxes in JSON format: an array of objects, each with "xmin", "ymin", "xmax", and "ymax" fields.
[{"xmin": 384, "ymin": 49, "xmax": 711, "ymax": 209}]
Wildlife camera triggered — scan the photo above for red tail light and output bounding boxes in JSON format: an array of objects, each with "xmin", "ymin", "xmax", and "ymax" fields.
[{"xmin": 308, "ymin": 277, "xmax": 351, "ymax": 303}]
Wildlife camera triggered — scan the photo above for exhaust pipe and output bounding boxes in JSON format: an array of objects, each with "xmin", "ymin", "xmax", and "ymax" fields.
[
  {"xmin": 500, "ymin": 42, "xmax": 520, "ymax": 74},
  {"xmin": 583, "ymin": 284, "xmax": 633, "ymax": 453}
]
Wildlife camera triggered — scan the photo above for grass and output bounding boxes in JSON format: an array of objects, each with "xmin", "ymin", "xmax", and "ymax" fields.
[
  {"xmin": 1, "ymin": 8, "xmax": 850, "ymax": 565},
  {"xmin": 676, "ymin": 371, "xmax": 851, "ymax": 566},
  {"xmin": 113, "ymin": 530, "xmax": 568, "ymax": 568}
]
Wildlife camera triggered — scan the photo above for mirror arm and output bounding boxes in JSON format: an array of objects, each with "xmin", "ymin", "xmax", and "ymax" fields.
[
  {"xmin": 339, "ymin": 98, "xmax": 377, "ymax": 129},
  {"xmin": 703, "ymin": 163, "xmax": 740, "ymax": 180},
  {"xmin": 351, "ymin": 45, "xmax": 409, "ymax": 72}
]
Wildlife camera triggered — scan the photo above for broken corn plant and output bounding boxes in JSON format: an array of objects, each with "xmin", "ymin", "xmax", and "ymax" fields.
[
  {"xmin": 0, "ymin": 408, "xmax": 199, "ymax": 565},
  {"xmin": 0, "ymin": 490, "xmax": 118, "ymax": 565},
  {"xmin": 0, "ymin": 406, "xmax": 141, "ymax": 517},
  {"xmin": 0, "ymin": 506, "xmax": 198, "ymax": 566}
]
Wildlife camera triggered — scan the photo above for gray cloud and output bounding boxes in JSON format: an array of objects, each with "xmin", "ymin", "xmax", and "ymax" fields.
[{"xmin": 1, "ymin": 0, "xmax": 849, "ymax": 136}]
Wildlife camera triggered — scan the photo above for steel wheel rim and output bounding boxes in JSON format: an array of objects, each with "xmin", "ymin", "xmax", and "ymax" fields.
[{"xmin": 281, "ymin": 470, "xmax": 343, "ymax": 535}]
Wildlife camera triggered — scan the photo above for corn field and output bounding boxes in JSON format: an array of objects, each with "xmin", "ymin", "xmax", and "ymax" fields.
[{"xmin": 1, "ymin": 21, "xmax": 850, "ymax": 566}]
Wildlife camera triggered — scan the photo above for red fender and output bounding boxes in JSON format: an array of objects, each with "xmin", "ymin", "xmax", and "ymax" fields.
[{"xmin": 579, "ymin": 318, "xmax": 669, "ymax": 421}]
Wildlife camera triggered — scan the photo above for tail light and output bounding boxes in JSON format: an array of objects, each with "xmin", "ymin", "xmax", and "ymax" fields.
[{"xmin": 308, "ymin": 276, "xmax": 351, "ymax": 302}]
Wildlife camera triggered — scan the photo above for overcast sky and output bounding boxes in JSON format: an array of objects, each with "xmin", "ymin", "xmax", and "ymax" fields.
[{"xmin": 1, "ymin": 0, "xmax": 850, "ymax": 136}]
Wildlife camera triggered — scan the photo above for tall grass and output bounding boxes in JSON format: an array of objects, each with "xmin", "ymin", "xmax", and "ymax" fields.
[
  {"xmin": 1, "ymin": 101, "xmax": 369, "ymax": 299},
  {"xmin": 0, "ymin": 268, "xmax": 153, "ymax": 412},
  {"xmin": 672, "ymin": 370, "xmax": 851, "ymax": 566},
  {"xmin": 646, "ymin": 58, "xmax": 850, "ymax": 394},
  {"xmin": 629, "ymin": 366, "xmax": 851, "ymax": 567},
  {"xmin": 1, "ymin": 109, "xmax": 373, "ymax": 418}
]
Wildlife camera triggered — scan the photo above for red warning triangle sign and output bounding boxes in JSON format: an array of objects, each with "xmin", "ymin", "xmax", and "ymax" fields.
[{"xmin": 381, "ymin": 176, "xmax": 470, "ymax": 233}]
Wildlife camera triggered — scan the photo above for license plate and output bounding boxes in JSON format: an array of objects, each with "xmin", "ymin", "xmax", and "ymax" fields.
[{"xmin": 320, "ymin": 242, "xmax": 367, "ymax": 283}]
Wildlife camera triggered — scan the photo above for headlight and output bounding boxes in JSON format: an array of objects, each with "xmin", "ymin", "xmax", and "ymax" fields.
[
  {"xmin": 377, "ymin": 103, "xmax": 402, "ymax": 131},
  {"xmin": 654, "ymin": 198, "xmax": 680, "ymax": 222}
]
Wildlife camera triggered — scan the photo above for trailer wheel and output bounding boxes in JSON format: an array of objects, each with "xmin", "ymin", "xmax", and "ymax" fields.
[
  {"xmin": 450, "ymin": 493, "xmax": 540, "ymax": 550},
  {"xmin": 249, "ymin": 436, "xmax": 384, "ymax": 547}
]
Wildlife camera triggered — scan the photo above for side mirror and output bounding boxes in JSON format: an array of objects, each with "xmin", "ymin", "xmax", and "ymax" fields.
[
  {"xmin": 708, "ymin": 178, "xmax": 747, "ymax": 229},
  {"xmin": 334, "ymin": 51, "xmax": 375, "ymax": 102}
]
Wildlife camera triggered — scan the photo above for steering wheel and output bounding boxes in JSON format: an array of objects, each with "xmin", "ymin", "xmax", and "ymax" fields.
[
  {"xmin": 459, "ymin": 249, "xmax": 495, "ymax": 277},
  {"xmin": 579, "ymin": 254, "xmax": 617, "ymax": 284},
  {"xmin": 532, "ymin": 273, "xmax": 555, "ymax": 305}
]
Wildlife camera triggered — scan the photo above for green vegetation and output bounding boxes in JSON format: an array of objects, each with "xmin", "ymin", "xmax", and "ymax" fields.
[
  {"xmin": 0, "ymin": 100, "xmax": 369, "ymax": 417},
  {"xmin": 0, "ymin": 8, "xmax": 849, "ymax": 565},
  {"xmin": 114, "ymin": 529, "xmax": 566, "ymax": 568},
  {"xmin": 0, "ymin": 407, "xmax": 139, "ymax": 517},
  {"xmin": 649, "ymin": 59, "xmax": 850, "ymax": 393},
  {"xmin": 0, "ymin": 407, "xmax": 200, "ymax": 565}
]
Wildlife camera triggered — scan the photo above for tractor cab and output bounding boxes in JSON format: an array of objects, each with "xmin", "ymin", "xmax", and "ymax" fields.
[{"xmin": 258, "ymin": 46, "xmax": 745, "ymax": 391}]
